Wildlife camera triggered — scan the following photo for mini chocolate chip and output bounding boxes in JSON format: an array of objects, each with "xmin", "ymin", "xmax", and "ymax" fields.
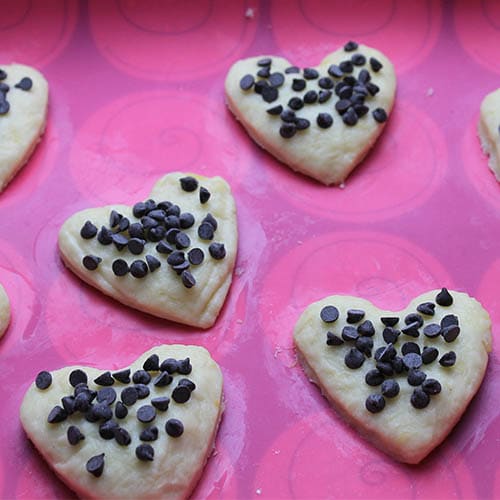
[
  {"xmin": 422, "ymin": 378, "xmax": 442, "ymax": 395},
  {"xmin": 401, "ymin": 342, "xmax": 420, "ymax": 356},
  {"xmin": 128, "ymin": 223, "xmax": 145, "ymax": 241},
  {"xmin": 149, "ymin": 226, "xmax": 167, "ymax": 242},
  {"xmin": 199, "ymin": 187, "xmax": 211, "ymax": 204},
  {"xmin": 417, "ymin": 302, "xmax": 436, "ymax": 316},
  {"xmin": 295, "ymin": 118, "xmax": 311, "ymax": 130},
  {"xmin": 344, "ymin": 40, "xmax": 359, "ymax": 51},
  {"xmin": 335, "ymin": 99, "xmax": 351, "ymax": 115},
  {"xmin": 285, "ymin": 66, "xmax": 300, "ymax": 73},
  {"xmin": 442, "ymin": 325, "xmax": 460, "ymax": 342},
  {"xmin": 62, "ymin": 396, "xmax": 75, "ymax": 414},
  {"xmin": 288, "ymin": 97, "xmax": 304, "ymax": 110},
  {"xmin": 136, "ymin": 444, "xmax": 154, "ymax": 461},
  {"xmin": 383, "ymin": 327, "xmax": 400, "ymax": 344},
  {"xmin": 112, "ymin": 369, "xmax": 131, "ymax": 384},
  {"xmin": 351, "ymin": 53, "xmax": 366, "ymax": 66},
  {"xmin": 143, "ymin": 354, "xmax": 159, "ymax": 371},
  {"xmin": 209, "ymin": 242, "xmax": 226, "ymax": 260},
  {"xmin": 141, "ymin": 216, "xmax": 158, "ymax": 231},
  {"xmin": 36, "ymin": 371, "xmax": 52, "ymax": 390},
  {"xmin": 317, "ymin": 113, "xmax": 333, "ymax": 128},
  {"xmin": 132, "ymin": 370, "xmax": 151, "ymax": 385},
  {"xmin": 376, "ymin": 361, "xmax": 394, "ymax": 376},
  {"xmin": 342, "ymin": 107, "xmax": 358, "ymax": 126},
  {"xmin": 73, "ymin": 392, "xmax": 92, "ymax": 412},
  {"xmin": 167, "ymin": 251, "xmax": 185, "ymax": 266},
  {"xmin": 67, "ymin": 425, "xmax": 85, "ymax": 445},
  {"xmin": 94, "ymin": 372, "xmax": 114, "ymax": 387},
  {"xmin": 151, "ymin": 397, "xmax": 170, "ymax": 411},
  {"xmin": 127, "ymin": 238, "xmax": 145, "ymax": 255},
  {"xmin": 407, "ymin": 369, "xmax": 427, "ymax": 386},
  {"xmin": 97, "ymin": 387, "xmax": 117, "ymax": 406},
  {"xmin": 130, "ymin": 260, "xmax": 148, "ymax": 278},
  {"xmin": 156, "ymin": 241, "xmax": 174, "ymax": 254},
  {"xmin": 135, "ymin": 384, "xmax": 150, "ymax": 399},
  {"xmin": 372, "ymin": 108, "xmax": 388, "ymax": 123},
  {"xmin": 423, "ymin": 323, "xmax": 441, "ymax": 338},
  {"xmin": 86, "ymin": 453, "xmax": 105, "ymax": 477},
  {"xmin": 164, "ymin": 216, "xmax": 180, "ymax": 230},
  {"xmin": 109, "ymin": 210, "xmax": 122, "ymax": 228},
  {"xmin": 339, "ymin": 60, "xmax": 353, "ymax": 73},
  {"xmin": 160, "ymin": 358, "xmax": 179, "ymax": 373},
  {"xmin": 279, "ymin": 123, "xmax": 296, "ymax": 139},
  {"xmin": 303, "ymin": 68, "xmax": 319, "ymax": 79},
  {"xmin": 405, "ymin": 313, "xmax": 424, "ymax": 328},
  {"xmin": 133, "ymin": 202, "xmax": 148, "ymax": 218},
  {"xmin": 369, "ymin": 57, "xmax": 383, "ymax": 72},
  {"xmin": 319, "ymin": 305, "xmax": 339, "ymax": 323},
  {"xmin": 137, "ymin": 405, "xmax": 156, "ymax": 423},
  {"xmin": 145, "ymin": 255, "xmax": 161, "ymax": 272},
  {"xmin": 327, "ymin": 64, "xmax": 343, "ymax": 78},
  {"xmin": 178, "ymin": 358, "xmax": 193, "ymax": 375},
  {"xmin": 257, "ymin": 57, "xmax": 272, "ymax": 66},
  {"xmin": 269, "ymin": 72, "xmax": 285, "ymax": 87},
  {"xmin": 357, "ymin": 69, "xmax": 371, "ymax": 84},
  {"xmin": 69, "ymin": 369, "xmax": 88, "ymax": 387},
  {"xmin": 366, "ymin": 82, "xmax": 380, "ymax": 96},
  {"xmin": 355, "ymin": 336, "xmax": 373, "ymax": 356},
  {"xmin": 153, "ymin": 371, "xmax": 173, "ymax": 387},
  {"xmin": 121, "ymin": 387, "xmax": 139, "ymax": 406},
  {"xmin": 318, "ymin": 90, "xmax": 332, "ymax": 103},
  {"xmin": 421, "ymin": 346, "xmax": 439, "ymax": 364},
  {"xmin": 358, "ymin": 320, "xmax": 375, "ymax": 337},
  {"xmin": 254, "ymin": 80, "xmax": 267, "ymax": 95},
  {"xmin": 47, "ymin": 406, "xmax": 68, "ymax": 423},
  {"xmin": 180, "ymin": 176, "xmax": 198, "ymax": 192},
  {"xmin": 346, "ymin": 309, "xmax": 365, "ymax": 323},
  {"xmin": 0, "ymin": 100, "xmax": 10, "ymax": 114},
  {"xmin": 90, "ymin": 403, "xmax": 113, "ymax": 421},
  {"xmin": 175, "ymin": 232, "xmax": 191, "ymax": 249},
  {"xmin": 166, "ymin": 203, "xmax": 180, "ymax": 217},
  {"xmin": 292, "ymin": 78, "xmax": 306, "ymax": 91},
  {"xmin": 83, "ymin": 254, "xmax": 102, "ymax": 272},
  {"xmin": 280, "ymin": 109, "xmax": 296, "ymax": 123},
  {"xmin": 381, "ymin": 379, "xmax": 400, "ymax": 398},
  {"xmin": 401, "ymin": 322, "xmax": 420, "ymax": 338},
  {"xmin": 303, "ymin": 90, "xmax": 318, "ymax": 104},
  {"xmin": 378, "ymin": 343, "xmax": 396, "ymax": 362},
  {"xmin": 345, "ymin": 348, "xmax": 365, "ymax": 369},
  {"xmin": 112, "ymin": 233, "xmax": 129, "ymax": 250},
  {"xmin": 441, "ymin": 314, "xmax": 459, "ymax": 328},
  {"xmin": 140, "ymin": 426, "xmax": 159, "ymax": 442},
  {"xmin": 165, "ymin": 418, "xmax": 184, "ymax": 437},
  {"xmin": 172, "ymin": 385, "xmax": 191, "ymax": 403},
  {"xmin": 365, "ymin": 369, "xmax": 384, "ymax": 386},
  {"xmin": 341, "ymin": 325, "xmax": 358, "ymax": 341},
  {"xmin": 261, "ymin": 85, "xmax": 279, "ymax": 103},
  {"xmin": 112, "ymin": 259, "xmax": 129, "ymax": 276},
  {"xmin": 99, "ymin": 420, "xmax": 119, "ymax": 440},
  {"xmin": 439, "ymin": 351, "xmax": 456, "ymax": 367},
  {"xmin": 318, "ymin": 77, "xmax": 334, "ymax": 89},
  {"xmin": 391, "ymin": 356, "xmax": 404, "ymax": 374},
  {"xmin": 115, "ymin": 401, "xmax": 128, "ymax": 419},
  {"xmin": 374, "ymin": 347, "xmax": 386, "ymax": 361},
  {"xmin": 381, "ymin": 317, "xmax": 399, "ymax": 327},
  {"xmin": 15, "ymin": 77, "xmax": 33, "ymax": 91},
  {"xmin": 198, "ymin": 222, "xmax": 215, "ymax": 240},
  {"xmin": 411, "ymin": 388, "xmax": 430, "ymax": 409},
  {"xmin": 326, "ymin": 331, "xmax": 344, "ymax": 346},
  {"xmin": 178, "ymin": 213, "xmax": 194, "ymax": 230},
  {"xmin": 366, "ymin": 394, "xmax": 385, "ymax": 413},
  {"xmin": 181, "ymin": 270, "xmax": 196, "ymax": 288},
  {"xmin": 114, "ymin": 427, "xmax": 131, "ymax": 446},
  {"xmin": 0, "ymin": 69, "xmax": 6, "ymax": 80},
  {"xmin": 267, "ymin": 104, "xmax": 283, "ymax": 115},
  {"xmin": 403, "ymin": 352, "xmax": 422, "ymax": 370},
  {"xmin": 80, "ymin": 221, "xmax": 98, "ymax": 239},
  {"xmin": 240, "ymin": 74, "xmax": 254, "ymax": 90}
]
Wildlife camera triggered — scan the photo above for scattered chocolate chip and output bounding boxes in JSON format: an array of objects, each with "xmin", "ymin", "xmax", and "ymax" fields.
[
  {"xmin": 175, "ymin": 232, "xmax": 191, "ymax": 249},
  {"xmin": 156, "ymin": 241, "xmax": 174, "ymax": 254},
  {"xmin": 319, "ymin": 305, "xmax": 339, "ymax": 323},
  {"xmin": 132, "ymin": 202, "xmax": 148, "ymax": 218},
  {"xmin": 381, "ymin": 317, "xmax": 399, "ymax": 327},
  {"xmin": 326, "ymin": 331, "xmax": 344, "ymax": 346},
  {"xmin": 15, "ymin": 77, "xmax": 33, "ymax": 91},
  {"xmin": 151, "ymin": 397, "xmax": 170, "ymax": 411},
  {"xmin": 318, "ymin": 90, "xmax": 332, "ymax": 103},
  {"xmin": 165, "ymin": 418, "xmax": 184, "ymax": 437},
  {"xmin": 423, "ymin": 323, "xmax": 441, "ymax": 338},
  {"xmin": 442, "ymin": 325, "xmax": 460, "ymax": 342},
  {"xmin": 69, "ymin": 369, "xmax": 88, "ymax": 387},
  {"xmin": 198, "ymin": 222, "xmax": 215, "ymax": 240},
  {"xmin": 355, "ymin": 104, "xmax": 369, "ymax": 117},
  {"xmin": 80, "ymin": 221, "xmax": 98, "ymax": 239},
  {"xmin": 403, "ymin": 352, "xmax": 423, "ymax": 370},
  {"xmin": 145, "ymin": 255, "xmax": 161, "ymax": 272},
  {"xmin": 109, "ymin": 210, "xmax": 121, "ymax": 228},
  {"xmin": 441, "ymin": 314, "xmax": 459, "ymax": 328},
  {"xmin": 121, "ymin": 387, "xmax": 139, "ymax": 406},
  {"xmin": 372, "ymin": 108, "xmax": 388, "ymax": 123},
  {"xmin": 90, "ymin": 403, "xmax": 113, "ymax": 422},
  {"xmin": 439, "ymin": 351, "xmax": 456, "ymax": 367},
  {"xmin": 130, "ymin": 260, "xmax": 148, "ymax": 278},
  {"xmin": 209, "ymin": 242, "xmax": 226, "ymax": 260},
  {"xmin": 112, "ymin": 369, "xmax": 131, "ymax": 384},
  {"xmin": 86, "ymin": 453, "xmax": 105, "ymax": 477},
  {"xmin": 99, "ymin": 420, "xmax": 119, "ymax": 439},
  {"xmin": 181, "ymin": 270, "xmax": 196, "ymax": 288},
  {"xmin": 401, "ymin": 342, "xmax": 420, "ymax": 356},
  {"xmin": 392, "ymin": 356, "xmax": 404, "ymax": 374},
  {"xmin": 269, "ymin": 72, "xmax": 285, "ymax": 87},
  {"xmin": 285, "ymin": 66, "xmax": 300, "ymax": 74},
  {"xmin": 73, "ymin": 392, "xmax": 92, "ymax": 413},
  {"xmin": 292, "ymin": 78, "xmax": 306, "ymax": 91},
  {"xmin": 366, "ymin": 394, "xmax": 385, "ymax": 413},
  {"xmin": 339, "ymin": 60, "xmax": 354, "ymax": 73},
  {"xmin": 341, "ymin": 325, "xmax": 358, "ymax": 341},
  {"xmin": 346, "ymin": 309, "xmax": 365, "ymax": 324},
  {"xmin": 345, "ymin": 348, "xmax": 365, "ymax": 369},
  {"xmin": 35, "ymin": 371, "xmax": 52, "ymax": 390},
  {"xmin": 421, "ymin": 346, "xmax": 439, "ymax": 364},
  {"xmin": 112, "ymin": 233, "xmax": 129, "ymax": 250},
  {"xmin": 288, "ymin": 97, "xmax": 304, "ymax": 110},
  {"xmin": 97, "ymin": 387, "xmax": 117, "ymax": 406},
  {"xmin": 160, "ymin": 358, "xmax": 179, "ymax": 373},
  {"xmin": 344, "ymin": 40, "xmax": 359, "ymax": 51},
  {"xmin": 318, "ymin": 77, "xmax": 334, "ymax": 89},
  {"xmin": 267, "ymin": 104, "xmax": 283, "ymax": 115},
  {"xmin": 167, "ymin": 251, "xmax": 185, "ymax": 266},
  {"xmin": 382, "ymin": 327, "xmax": 400, "ymax": 344},
  {"xmin": 137, "ymin": 405, "xmax": 156, "ymax": 423},
  {"xmin": 376, "ymin": 361, "xmax": 394, "ymax": 376},
  {"xmin": 136, "ymin": 444, "xmax": 154, "ymax": 461},
  {"xmin": 358, "ymin": 320, "xmax": 375, "ymax": 337},
  {"xmin": 357, "ymin": 69, "xmax": 371, "ymax": 84},
  {"xmin": 115, "ymin": 401, "xmax": 128, "ymax": 419},
  {"xmin": 143, "ymin": 354, "xmax": 160, "ymax": 372},
  {"xmin": 172, "ymin": 385, "xmax": 191, "ymax": 404},
  {"xmin": 62, "ymin": 396, "xmax": 75, "ymax": 414},
  {"xmin": 180, "ymin": 176, "xmax": 198, "ymax": 192},
  {"xmin": 179, "ymin": 212, "xmax": 195, "ymax": 229},
  {"xmin": 127, "ymin": 238, "xmax": 145, "ymax": 255},
  {"xmin": 342, "ymin": 107, "xmax": 358, "ymax": 126},
  {"xmin": 112, "ymin": 259, "xmax": 129, "ymax": 276},
  {"xmin": 199, "ymin": 187, "xmax": 211, "ymax": 204},
  {"xmin": 378, "ymin": 343, "xmax": 396, "ymax": 362},
  {"xmin": 0, "ymin": 69, "xmax": 6, "ymax": 80},
  {"xmin": 317, "ymin": 113, "xmax": 333, "ymax": 128},
  {"xmin": 351, "ymin": 53, "xmax": 366, "ymax": 66},
  {"xmin": 369, "ymin": 57, "xmax": 383, "ymax": 72},
  {"xmin": 366, "ymin": 82, "xmax": 380, "ymax": 96},
  {"xmin": 422, "ymin": 378, "xmax": 442, "ymax": 395},
  {"xmin": 140, "ymin": 426, "xmax": 159, "ymax": 442},
  {"xmin": 303, "ymin": 90, "xmax": 318, "ymax": 104},
  {"xmin": 401, "ymin": 322, "xmax": 420, "ymax": 338},
  {"xmin": 381, "ymin": 379, "xmax": 400, "ymax": 398},
  {"xmin": 135, "ymin": 384, "xmax": 150, "ymax": 399},
  {"xmin": 303, "ymin": 68, "xmax": 319, "ymax": 79},
  {"xmin": 153, "ymin": 371, "xmax": 173, "ymax": 387},
  {"xmin": 365, "ymin": 369, "xmax": 384, "ymax": 386},
  {"xmin": 47, "ymin": 405, "xmax": 68, "ymax": 423},
  {"xmin": 355, "ymin": 336, "xmax": 373, "ymax": 356},
  {"xmin": 407, "ymin": 369, "xmax": 427, "ymax": 386},
  {"xmin": 417, "ymin": 302, "xmax": 436, "ymax": 316},
  {"xmin": 0, "ymin": 100, "xmax": 10, "ymax": 115},
  {"xmin": 178, "ymin": 358, "xmax": 193, "ymax": 375},
  {"xmin": 257, "ymin": 57, "xmax": 272, "ymax": 66},
  {"xmin": 261, "ymin": 85, "xmax": 279, "ymax": 103},
  {"xmin": 67, "ymin": 425, "xmax": 85, "ymax": 445},
  {"xmin": 411, "ymin": 388, "xmax": 430, "ymax": 409},
  {"xmin": 114, "ymin": 427, "xmax": 131, "ymax": 446},
  {"xmin": 239, "ymin": 74, "xmax": 254, "ymax": 90},
  {"xmin": 404, "ymin": 313, "xmax": 424, "ymax": 328},
  {"xmin": 94, "ymin": 372, "xmax": 114, "ymax": 387},
  {"xmin": 327, "ymin": 64, "xmax": 343, "ymax": 78},
  {"xmin": 132, "ymin": 370, "xmax": 151, "ymax": 385},
  {"xmin": 335, "ymin": 99, "xmax": 351, "ymax": 115}
]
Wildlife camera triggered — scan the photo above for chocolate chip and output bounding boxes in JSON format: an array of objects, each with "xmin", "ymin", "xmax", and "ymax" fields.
[
  {"xmin": 240, "ymin": 74, "xmax": 254, "ymax": 90},
  {"xmin": 142, "ymin": 354, "xmax": 159, "ymax": 372},
  {"xmin": 132, "ymin": 370, "xmax": 151, "ymax": 385},
  {"xmin": 180, "ymin": 176, "xmax": 198, "ymax": 192},
  {"xmin": 172, "ymin": 385, "xmax": 191, "ymax": 403},
  {"xmin": 417, "ymin": 302, "xmax": 435, "ymax": 316},
  {"xmin": 441, "ymin": 314, "xmax": 459, "ymax": 328},
  {"xmin": 112, "ymin": 233, "xmax": 128, "ymax": 251},
  {"xmin": 317, "ymin": 113, "xmax": 333, "ymax": 128},
  {"xmin": 0, "ymin": 69, "xmax": 6, "ymax": 80},
  {"xmin": 355, "ymin": 336, "xmax": 373, "ymax": 356},
  {"xmin": 345, "ymin": 348, "xmax": 365, "ymax": 369},
  {"xmin": 403, "ymin": 352, "xmax": 422, "ymax": 370},
  {"xmin": 423, "ymin": 323, "xmax": 441, "ymax": 338},
  {"xmin": 89, "ymin": 403, "xmax": 113, "ymax": 422},
  {"xmin": 118, "ymin": 217, "xmax": 130, "ymax": 231},
  {"xmin": 381, "ymin": 379, "xmax": 400, "ymax": 398},
  {"xmin": 198, "ymin": 222, "xmax": 215, "ymax": 240},
  {"xmin": 149, "ymin": 226, "xmax": 167, "ymax": 242},
  {"xmin": 319, "ymin": 305, "xmax": 338, "ymax": 323},
  {"xmin": 80, "ymin": 221, "xmax": 98, "ymax": 239},
  {"xmin": 199, "ymin": 187, "xmax": 211, "ymax": 204},
  {"xmin": 381, "ymin": 317, "xmax": 399, "ymax": 327},
  {"xmin": 112, "ymin": 259, "xmax": 129, "ymax": 276},
  {"xmin": 401, "ymin": 342, "xmax": 420, "ymax": 356},
  {"xmin": 326, "ymin": 331, "xmax": 343, "ymax": 346},
  {"xmin": 358, "ymin": 320, "xmax": 375, "ymax": 337},
  {"xmin": 178, "ymin": 378, "xmax": 196, "ymax": 391},
  {"xmin": 165, "ymin": 418, "xmax": 184, "ymax": 437},
  {"xmin": 153, "ymin": 371, "xmax": 173, "ymax": 387},
  {"xmin": 67, "ymin": 425, "xmax": 85, "ymax": 445},
  {"xmin": 209, "ymin": 242, "xmax": 226, "ymax": 260},
  {"xmin": 369, "ymin": 57, "xmax": 383, "ymax": 72},
  {"xmin": 133, "ymin": 202, "xmax": 148, "ymax": 218},
  {"xmin": 366, "ymin": 394, "xmax": 385, "ymax": 413},
  {"xmin": 421, "ymin": 346, "xmax": 439, "ymax": 364},
  {"xmin": 339, "ymin": 60, "xmax": 353, "ymax": 73},
  {"xmin": 115, "ymin": 401, "xmax": 128, "ymax": 419},
  {"xmin": 341, "ymin": 325, "xmax": 358, "ymax": 341},
  {"xmin": 0, "ymin": 100, "xmax": 9, "ymax": 115},
  {"xmin": 156, "ymin": 241, "xmax": 174, "ymax": 254},
  {"xmin": 407, "ymin": 369, "xmax": 427, "ymax": 386},
  {"xmin": 114, "ymin": 427, "xmax": 131, "ymax": 446},
  {"xmin": 365, "ymin": 369, "xmax": 384, "ymax": 386},
  {"xmin": 295, "ymin": 118, "xmax": 310, "ymax": 130},
  {"xmin": 411, "ymin": 388, "xmax": 430, "ymax": 409},
  {"xmin": 177, "ymin": 358, "xmax": 192, "ymax": 375},
  {"xmin": 378, "ymin": 343, "xmax": 396, "ymax": 362},
  {"xmin": 179, "ymin": 212, "xmax": 195, "ymax": 229},
  {"xmin": 97, "ymin": 387, "xmax": 116, "ymax": 406},
  {"xmin": 151, "ymin": 397, "xmax": 170, "ymax": 411},
  {"xmin": 405, "ymin": 313, "xmax": 424, "ymax": 328},
  {"xmin": 279, "ymin": 123, "xmax": 297, "ymax": 138},
  {"xmin": 261, "ymin": 85, "xmax": 278, "ymax": 103},
  {"xmin": 288, "ymin": 97, "xmax": 304, "ymax": 110},
  {"xmin": 160, "ymin": 358, "xmax": 179, "ymax": 373},
  {"xmin": 366, "ymin": 82, "xmax": 380, "ymax": 96},
  {"xmin": 254, "ymin": 80, "xmax": 267, "ymax": 95},
  {"xmin": 141, "ymin": 216, "xmax": 158, "ymax": 231},
  {"xmin": 145, "ymin": 255, "xmax": 161, "ymax": 272},
  {"xmin": 401, "ymin": 322, "xmax": 420, "ymax": 338},
  {"xmin": 372, "ymin": 108, "xmax": 388, "ymax": 123},
  {"xmin": 94, "ymin": 372, "xmax": 114, "ymax": 387},
  {"xmin": 99, "ymin": 420, "xmax": 119, "ymax": 439},
  {"xmin": 357, "ymin": 69, "xmax": 371, "ymax": 84},
  {"xmin": 112, "ymin": 369, "xmax": 131, "ymax": 384},
  {"xmin": 327, "ymin": 64, "xmax": 343, "ymax": 78},
  {"xmin": 47, "ymin": 406, "xmax": 68, "ymax": 423},
  {"xmin": 129, "ymin": 260, "xmax": 148, "ymax": 278},
  {"xmin": 69, "ymin": 369, "xmax": 88, "ymax": 387},
  {"xmin": 269, "ymin": 72, "xmax": 285, "ymax": 87},
  {"xmin": 35, "ymin": 371, "xmax": 52, "ymax": 390},
  {"xmin": 376, "ymin": 361, "xmax": 394, "ymax": 376},
  {"xmin": 342, "ymin": 107, "xmax": 358, "ymax": 126},
  {"xmin": 382, "ymin": 327, "xmax": 400, "ymax": 344},
  {"xmin": 422, "ymin": 378, "xmax": 442, "ymax": 395},
  {"xmin": 439, "ymin": 351, "xmax": 456, "ymax": 367},
  {"xmin": 135, "ymin": 384, "xmax": 150, "ymax": 399},
  {"xmin": 335, "ymin": 99, "xmax": 351, "ymax": 115},
  {"xmin": 136, "ymin": 444, "xmax": 154, "ymax": 461},
  {"xmin": 303, "ymin": 90, "xmax": 318, "ymax": 104},
  {"xmin": 442, "ymin": 325, "xmax": 460, "ymax": 342},
  {"xmin": 285, "ymin": 66, "xmax": 300, "ymax": 74},
  {"xmin": 280, "ymin": 109, "xmax": 296, "ymax": 123},
  {"xmin": 351, "ymin": 53, "xmax": 366, "ymax": 66},
  {"xmin": 318, "ymin": 90, "xmax": 332, "ymax": 103},
  {"xmin": 73, "ymin": 392, "xmax": 92, "ymax": 412},
  {"xmin": 292, "ymin": 78, "xmax": 306, "ymax": 91},
  {"xmin": 126, "ymin": 238, "xmax": 144, "ymax": 255},
  {"xmin": 137, "ymin": 405, "xmax": 156, "ymax": 423},
  {"xmin": 167, "ymin": 251, "xmax": 185, "ymax": 266},
  {"xmin": 175, "ymin": 232, "xmax": 191, "ymax": 250},
  {"xmin": 98, "ymin": 226, "xmax": 114, "ymax": 246},
  {"xmin": 181, "ymin": 270, "xmax": 196, "ymax": 288},
  {"xmin": 391, "ymin": 356, "xmax": 404, "ymax": 374},
  {"xmin": 15, "ymin": 77, "xmax": 33, "ymax": 91},
  {"xmin": 267, "ymin": 104, "xmax": 283, "ymax": 115},
  {"xmin": 344, "ymin": 40, "xmax": 359, "ymax": 51},
  {"xmin": 318, "ymin": 77, "xmax": 334, "ymax": 89},
  {"xmin": 121, "ymin": 387, "xmax": 139, "ymax": 406},
  {"xmin": 303, "ymin": 68, "xmax": 319, "ymax": 79},
  {"xmin": 86, "ymin": 453, "xmax": 105, "ymax": 477},
  {"xmin": 140, "ymin": 426, "xmax": 159, "ymax": 442},
  {"xmin": 257, "ymin": 57, "xmax": 272, "ymax": 66}
]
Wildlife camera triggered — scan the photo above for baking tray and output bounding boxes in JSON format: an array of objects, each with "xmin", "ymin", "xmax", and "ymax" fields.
[{"xmin": 1, "ymin": 0, "xmax": 499, "ymax": 498}]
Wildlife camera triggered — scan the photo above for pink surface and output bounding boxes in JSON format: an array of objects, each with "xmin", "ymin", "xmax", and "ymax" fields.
[{"xmin": 1, "ymin": 0, "xmax": 499, "ymax": 498}]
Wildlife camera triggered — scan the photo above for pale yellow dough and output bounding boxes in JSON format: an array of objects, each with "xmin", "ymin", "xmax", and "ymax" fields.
[
  {"xmin": 58, "ymin": 172, "xmax": 237, "ymax": 329},
  {"xmin": 0, "ymin": 283, "xmax": 10, "ymax": 338},
  {"xmin": 20, "ymin": 345, "xmax": 224, "ymax": 500},
  {"xmin": 0, "ymin": 64, "xmax": 48, "ymax": 192},
  {"xmin": 478, "ymin": 88, "xmax": 500, "ymax": 181},
  {"xmin": 225, "ymin": 45, "xmax": 396, "ymax": 185},
  {"xmin": 294, "ymin": 290, "xmax": 491, "ymax": 464}
]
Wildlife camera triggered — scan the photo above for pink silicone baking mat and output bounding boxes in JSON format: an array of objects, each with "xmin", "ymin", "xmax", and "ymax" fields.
[{"xmin": 1, "ymin": 0, "xmax": 499, "ymax": 498}]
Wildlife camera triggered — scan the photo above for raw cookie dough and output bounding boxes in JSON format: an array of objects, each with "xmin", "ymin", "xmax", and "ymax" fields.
[
  {"xmin": 20, "ymin": 344, "xmax": 224, "ymax": 500},
  {"xmin": 0, "ymin": 64, "xmax": 49, "ymax": 192},
  {"xmin": 0, "ymin": 283, "xmax": 10, "ymax": 338},
  {"xmin": 478, "ymin": 88, "xmax": 500, "ymax": 181},
  {"xmin": 58, "ymin": 172, "xmax": 238, "ymax": 329},
  {"xmin": 225, "ymin": 41, "xmax": 396, "ymax": 185},
  {"xmin": 293, "ymin": 289, "xmax": 491, "ymax": 464}
]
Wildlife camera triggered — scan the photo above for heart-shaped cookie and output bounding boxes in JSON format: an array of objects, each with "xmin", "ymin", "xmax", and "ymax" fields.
[
  {"xmin": 478, "ymin": 88, "xmax": 500, "ymax": 181},
  {"xmin": 225, "ymin": 41, "xmax": 396, "ymax": 185},
  {"xmin": 20, "ymin": 344, "xmax": 223, "ymax": 499},
  {"xmin": 0, "ymin": 63, "xmax": 49, "ymax": 192},
  {"xmin": 58, "ymin": 172, "xmax": 237, "ymax": 329},
  {"xmin": 0, "ymin": 282, "xmax": 10, "ymax": 338},
  {"xmin": 294, "ymin": 289, "xmax": 492, "ymax": 464}
]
